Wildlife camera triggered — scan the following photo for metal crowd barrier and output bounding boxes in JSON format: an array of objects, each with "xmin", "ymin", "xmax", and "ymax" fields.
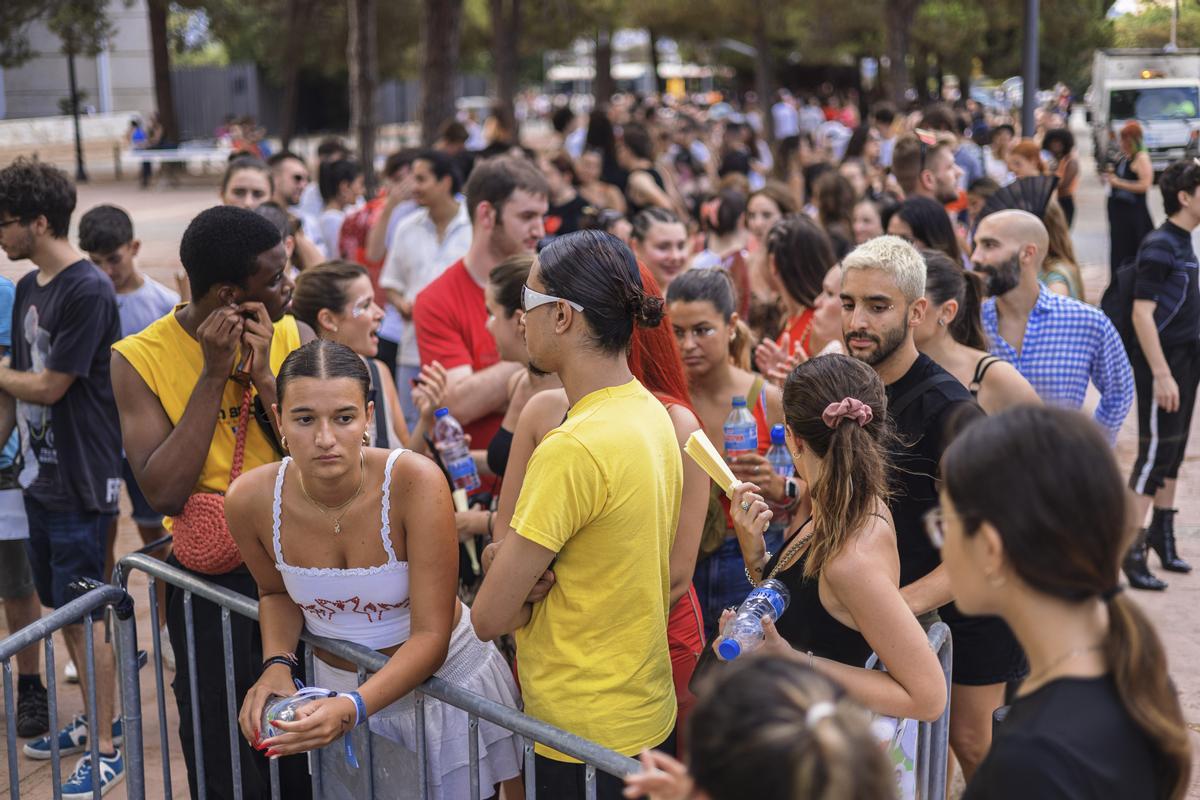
[
  {"xmin": 865, "ymin": 621, "xmax": 953, "ymax": 800},
  {"xmin": 1, "ymin": 583, "xmax": 144, "ymax": 800},
  {"xmin": 116, "ymin": 552, "xmax": 639, "ymax": 800}
]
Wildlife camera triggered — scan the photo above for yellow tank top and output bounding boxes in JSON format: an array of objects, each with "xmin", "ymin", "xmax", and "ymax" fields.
[{"xmin": 113, "ymin": 306, "xmax": 302, "ymax": 498}]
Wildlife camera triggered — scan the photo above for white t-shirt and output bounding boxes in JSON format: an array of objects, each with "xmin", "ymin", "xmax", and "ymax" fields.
[
  {"xmin": 318, "ymin": 208, "xmax": 347, "ymax": 260},
  {"xmin": 772, "ymin": 101, "xmax": 800, "ymax": 139},
  {"xmin": 380, "ymin": 203, "xmax": 473, "ymax": 366}
]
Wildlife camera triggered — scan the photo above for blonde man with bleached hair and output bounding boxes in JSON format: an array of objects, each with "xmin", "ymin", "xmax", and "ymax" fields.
[{"xmin": 841, "ymin": 234, "xmax": 927, "ymax": 303}]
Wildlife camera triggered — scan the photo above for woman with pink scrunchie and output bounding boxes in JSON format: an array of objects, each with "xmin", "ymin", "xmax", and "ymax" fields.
[{"xmin": 725, "ymin": 353, "xmax": 947, "ymax": 722}]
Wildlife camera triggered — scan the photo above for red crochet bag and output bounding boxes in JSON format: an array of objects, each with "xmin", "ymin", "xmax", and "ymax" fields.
[{"xmin": 170, "ymin": 386, "xmax": 253, "ymax": 575}]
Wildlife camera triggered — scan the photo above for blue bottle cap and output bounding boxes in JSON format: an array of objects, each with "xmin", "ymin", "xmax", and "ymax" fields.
[
  {"xmin": 771, "ymin": 424, "xmax": 786, "ymax": 444},
  {"xmin": 732, "ymin": 395, "xmax": 747, "ymax": 408},
  {"xmin": 717, "ymin": 638, "xmax": 742, "ymax": 661},
  {"xmin": 434, "ymin": 407, "xmax": 449, "ymax": 419}
]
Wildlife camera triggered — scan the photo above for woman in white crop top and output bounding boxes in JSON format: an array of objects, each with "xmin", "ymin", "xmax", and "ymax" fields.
[{"xmin": 226, "ymin": 340, "xmax": 521, "ymax": 800}]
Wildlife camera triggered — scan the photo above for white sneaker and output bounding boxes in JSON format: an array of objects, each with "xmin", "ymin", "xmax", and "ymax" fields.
[
  {"xmin": 159, "ymin": 626, "xmax": 175, "ymax": 672},
  {"xmin": 64, "ymin": 660, "xmax": 79, "ymax": 684}
]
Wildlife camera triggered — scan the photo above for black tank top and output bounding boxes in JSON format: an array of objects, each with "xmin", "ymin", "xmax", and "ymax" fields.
[
  {"xmin": 969, "ymin": 355, "xmax": 1001, "ymax": 398},
  {"xmin": 626, "ymin": 167, "xmax": 666, "ymax": 219},
  {"xmin": 763, "ymin": 522, "xmax": 874, "ymax": 668},
  {"xmin": 485, "ymin": 426, "xmax": 514, "ymax": 478}
]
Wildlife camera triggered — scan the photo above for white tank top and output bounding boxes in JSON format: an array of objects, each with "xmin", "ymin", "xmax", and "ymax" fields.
[{"xmin": 272, "ymin": 448, "xmax": 412, "ymax": 650}]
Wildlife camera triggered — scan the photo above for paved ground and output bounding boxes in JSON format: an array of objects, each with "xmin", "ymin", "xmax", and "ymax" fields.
[{"xmin": 1, "ymin": 140, "xmax": 1200, "ymax": 797}]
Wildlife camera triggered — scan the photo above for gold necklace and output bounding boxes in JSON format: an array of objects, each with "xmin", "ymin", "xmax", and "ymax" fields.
[
  {"xmin": 297, "ymin": 452, "xmax": 366, "ymax": 534},
  {"xmin": 767, "ymin": 519, "xmax": 816, "ymax": 582},
  {"xmin": 1023, "ymin": 644, "xmax": 1103, "ymax": 691}
]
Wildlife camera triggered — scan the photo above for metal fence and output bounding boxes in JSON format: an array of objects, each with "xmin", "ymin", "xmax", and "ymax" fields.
[
  {"xmin": 116, "ymin": 552, "xmax": 639, "ymax": 800},
  {"xmin": 866, "ymin": 621, "xmax": 953, "ymax": 800},
  {"xmin": 1, "ymin": 583, "xmax": 144, "ymax": 800}
]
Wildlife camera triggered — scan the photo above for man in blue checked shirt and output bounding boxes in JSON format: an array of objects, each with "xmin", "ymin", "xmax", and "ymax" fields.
[{"xmin": 974, "ymin": 210, "xmax": 1134, "ymax": 443}]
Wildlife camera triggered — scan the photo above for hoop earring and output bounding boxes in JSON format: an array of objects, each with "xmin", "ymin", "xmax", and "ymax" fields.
[
  {"xmin": 280, "ymin": 435, "xmax": 289, "ymax": 452},
  {"xmin": 362, "ymin": 432, "xmax": 371, "ymax": 447}
]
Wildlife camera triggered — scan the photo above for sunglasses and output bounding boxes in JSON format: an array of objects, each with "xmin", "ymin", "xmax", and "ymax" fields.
[
  {"xmin": 521, "ymin": 284, "xmax": 584, "ymax": 313},
  {"xmin": 915, "ymin": 127, "xmax": 939, "ymax": 173}
]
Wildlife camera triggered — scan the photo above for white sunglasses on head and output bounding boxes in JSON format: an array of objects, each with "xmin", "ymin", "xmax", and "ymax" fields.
[{"xmin": 522, "ymin": 284, "xmax": 584, "ymax": 313}]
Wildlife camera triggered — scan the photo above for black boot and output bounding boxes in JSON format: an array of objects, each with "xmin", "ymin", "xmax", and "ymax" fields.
[
  {"xmin": 1124, "ymin": 528, "xmax": 1168, "ymax": 590},
  {"xmin": 1146, "ymin": 507, "xmax": 1192, "ymax": 573}
]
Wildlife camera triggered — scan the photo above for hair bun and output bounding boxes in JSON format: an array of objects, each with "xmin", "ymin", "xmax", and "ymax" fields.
[{"xmin": 634, "ymin": 294, "xmax": 665, "ymax": 328}]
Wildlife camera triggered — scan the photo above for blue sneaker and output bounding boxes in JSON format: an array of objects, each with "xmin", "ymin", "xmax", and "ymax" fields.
[
  {"xmin": 62, "ymin": 750, "xmax": 124, "ymax": 799},
  {"xmin": 23, "ymin": 714, "xmax": 124, "ymax": 760}
]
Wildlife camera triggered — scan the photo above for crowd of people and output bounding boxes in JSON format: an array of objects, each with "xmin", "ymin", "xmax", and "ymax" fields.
[{"xmin": 0, "ymin": 83, "xmax": 1193, "ymax": 800}]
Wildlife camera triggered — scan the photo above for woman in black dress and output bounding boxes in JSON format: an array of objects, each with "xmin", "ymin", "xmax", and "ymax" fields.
[
  {"xmin": 729, "ymin": 354, "xmax": 946, "ymax": 722},
  {"xmin": 1104, "ymin": 120, "xmax": 1155, "ymax": 280},
  {"xmin": 936, "ymin": 406, "xmax": 1191, "ymax": 800}
]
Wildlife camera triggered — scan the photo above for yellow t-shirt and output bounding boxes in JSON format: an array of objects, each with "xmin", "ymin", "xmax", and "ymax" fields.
[
  {"xmin": 112, "ymin": 306, "xmax": 302, "ymax": 501},
  {"xmin": 511, "ymin": 378, "xmax": 682, "ymax": 761}
]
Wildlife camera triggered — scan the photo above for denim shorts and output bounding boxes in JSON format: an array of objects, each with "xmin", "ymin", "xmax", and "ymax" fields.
[
  {"xmin": 693, "ymin": 525, "xmax": 787, "ymax": 643},
  {"xmin": 122, "ymin": 458, "xmax": 163, "ymax": 528},
  {"xmin": 23, "ymin": 495, "xmax": 114, "ymax": 609}
]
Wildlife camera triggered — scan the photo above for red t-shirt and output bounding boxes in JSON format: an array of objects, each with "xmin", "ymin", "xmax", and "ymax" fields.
[
  {"xmin": 413, "ymin": 259, "xmax": 503, "ymax": 448},
  {"xmin": 778, "ymin": 307, "xmax": 815, "ymax": 358}
]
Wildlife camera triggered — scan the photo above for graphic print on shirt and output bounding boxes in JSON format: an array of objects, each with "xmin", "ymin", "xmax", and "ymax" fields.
[
  {"xmin": 299, "ymin": 595, "xmax": 411, "ymax": 623},
  {"xmin": 16, "ymin": 304, "xmax": 53, "ymax": 489}
]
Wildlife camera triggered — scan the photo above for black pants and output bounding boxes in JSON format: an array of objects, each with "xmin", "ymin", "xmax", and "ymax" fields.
[
  {"xmin": 1129, "ymin": 342, "xmax": 1200, "ymax": 497},
  {"xmin": 534, "ymin": 728, "xmax": 676, "ymax": 800},
  {"xmin": 165, "ymin": 555, "xmax": 312, "ymax": 800},
  {"xmin": 1058, "ymin": 195, "xmax": 1075, "ymax": 228}
]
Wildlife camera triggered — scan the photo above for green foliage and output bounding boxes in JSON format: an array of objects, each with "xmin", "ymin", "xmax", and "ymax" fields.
[
  {"xmin": 1114, "ymin": 2, "xmax": 1200, "ymax": 49},
  {"xmin": 0, "ymin": 0, "xmax": 117, "ymax": 68}
]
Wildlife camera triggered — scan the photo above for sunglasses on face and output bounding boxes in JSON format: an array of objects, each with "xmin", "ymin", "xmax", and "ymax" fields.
[{"xmin": 521, "ymin": 284, "xmax": 584, "ymax": 313}]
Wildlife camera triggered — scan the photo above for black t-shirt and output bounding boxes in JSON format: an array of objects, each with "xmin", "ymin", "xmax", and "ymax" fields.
[
  {"xmin": 1133, "ymin": 220, "xmax": 1200, "ymax": 349},
  {"xmin": 546, "ymin": 195, "xmax": 590, "ymax": 238},
  {"xmin": 12, "ymin": 260, "xmax": 122, "ymax": 514},
  {"xmin": 885, "ymin": 354, "xmax": 983, "ymax": 587},
  {"xmin": 964, "ymin": 677, "xmax": 1164, "ymax": 800}
]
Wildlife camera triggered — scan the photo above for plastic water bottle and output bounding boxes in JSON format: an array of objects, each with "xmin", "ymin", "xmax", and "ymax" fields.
[
  {"xmin": 715, "ymin": 578, "xmax": 791, "ymax": 661},
  {"xmin": 767, "ymin": 424, "xmax": 793, "ymax": 478},
  {"xmin": 433, "ymin": 408, "xmax": 481, "ymax": 493},
  {"xmin": 724, "ymin": 396, "xmax": 758, "ymax": 461}
]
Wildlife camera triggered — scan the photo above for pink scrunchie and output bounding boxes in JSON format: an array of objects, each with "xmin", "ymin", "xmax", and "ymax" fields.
[{"xmin": 821, "ymin": 397, "xmax": 873, "ymax": 429}]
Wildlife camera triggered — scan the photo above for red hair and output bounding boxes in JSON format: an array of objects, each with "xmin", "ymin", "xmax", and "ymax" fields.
[
  {"xmin": 630, "ymin": 261, "xmax": 695, "ymax": 415},
  {"xmin": 1010, "ymin": 139, "xmax": 1045, "ymax": 174},
  {"xmin": 1120, "ymin": 121, "xmax": 1144, "ymax": 146}
]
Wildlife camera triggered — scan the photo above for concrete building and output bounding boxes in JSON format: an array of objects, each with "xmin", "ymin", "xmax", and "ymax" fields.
[{"xmin": 0, "ymin": 0, "xmax": 155, "ymax": 121}]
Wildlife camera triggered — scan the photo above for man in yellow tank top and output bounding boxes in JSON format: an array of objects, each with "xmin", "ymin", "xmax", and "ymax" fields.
[
  {"xmin": 111, "ymin": 205, "xmax": 314, "ymax": 799},
  {"xmin": 473, "ymin": 231, "xmax": 682, "ymax": 800}
]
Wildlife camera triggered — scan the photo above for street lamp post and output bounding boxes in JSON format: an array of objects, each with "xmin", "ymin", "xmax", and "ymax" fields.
[{"xmin": 1021, "ymin": 0, "xmax": 1039, "ymax": 137}]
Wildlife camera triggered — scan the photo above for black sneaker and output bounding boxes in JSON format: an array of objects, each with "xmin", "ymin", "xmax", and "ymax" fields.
[{"xmin": 17, "ymin": 684, "xmax": 49, "ymax": 737}]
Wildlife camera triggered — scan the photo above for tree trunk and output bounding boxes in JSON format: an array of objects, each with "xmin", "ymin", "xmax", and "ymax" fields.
[
  {"xmin": 146, "ymin": 0, "xmax": 179, "ymax": 144},
  {"xmin": 647, "ymin": 27, "xmax": 663, "ymax": 94},
  {"xmin": 490, "ymin": 0, "xmax": 520, "ymax": 125},
  {"xmin": 420, "ymin": 0, "xmax": 463, "ymax": 146},
  {"xmin": 66, "ymin": 48, "xmax": 88, "ymax": 182},
  {"xmin": 912, "ymin": 45, "xmax": 929, "ymax": 103},
  {"xmin": 348, "ymin": 0, "xmax": 378, "ymax": 192},
  {"xmin": 593, "ymin": 27, "xmax": 614, "ymax": 104},
  {"xmin": 279, "ymin": 0, "xmax": 307, "ymax": 151},
  {"xmin": 884, "ymin": 0, "xmax": 922, "ymax": 108},
  {"xmin": 753, "ymin": 3, "xmax": 775, "ymax": 146}
]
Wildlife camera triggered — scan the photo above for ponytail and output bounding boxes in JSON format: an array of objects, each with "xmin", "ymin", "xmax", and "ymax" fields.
[
  {"xmin": 1105, "ymin": 595, "xmax": 1191, "ymax": 799},
  {"xmin": 730, "ymin": 319, "xmax": 754, "ymax": 370},
  {"xmin": 951, "ymin": 269, "xmax": 988, "ymax": 352}
]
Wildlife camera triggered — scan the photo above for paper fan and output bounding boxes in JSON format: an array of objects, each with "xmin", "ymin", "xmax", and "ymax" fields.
[
  {"xmin": 979, "ymin": 175, "xmax": 1061, "ymax": 221},
  {"xmin": 685, "ymin": 430, "xmax": 738, "ymax": 498}
]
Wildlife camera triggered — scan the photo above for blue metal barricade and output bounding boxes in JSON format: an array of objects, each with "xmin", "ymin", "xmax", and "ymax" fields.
[{"xmin": 0, "ymin": 584, "xmax": 144, "ymax": 800}]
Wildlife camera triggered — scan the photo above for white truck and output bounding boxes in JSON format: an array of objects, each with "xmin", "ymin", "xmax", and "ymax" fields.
[{"xmin": 1089, "ymin": 48, "xmax": 1200, "ymax": 173}]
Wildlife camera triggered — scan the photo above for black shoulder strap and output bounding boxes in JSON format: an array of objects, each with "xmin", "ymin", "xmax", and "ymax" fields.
[
  {"xmin": 970, "ymin": 356, "xmax": 1002, "ymax": 390},
  {"xmin": 365, "ymin": 358, "xmax": 389, "ymax": 446},
  {"xmin": 889, "ymin": 373, "xmax": 962, "ymax": 419}
]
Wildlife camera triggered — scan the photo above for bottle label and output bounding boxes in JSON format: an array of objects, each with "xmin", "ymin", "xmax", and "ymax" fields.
[
  {"xmin": 724, "ymin": 424, "xmax": 758, "ymax": 454},
  {"xmin": 747, "ymin": 587, "xmax": 786, "ymax": 618},
  {"xmin": 447, "ymin": 456, "xmax": 476, "ymax": 481}
]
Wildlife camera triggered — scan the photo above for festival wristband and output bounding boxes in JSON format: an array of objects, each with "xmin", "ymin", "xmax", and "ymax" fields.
[
  {"xmin": 262, "ymin": 655, "xmax": 299, "ymax": 674},
  {"xmin": 340, "ymin": 691, "xmax": 368, "ymax": 769}
]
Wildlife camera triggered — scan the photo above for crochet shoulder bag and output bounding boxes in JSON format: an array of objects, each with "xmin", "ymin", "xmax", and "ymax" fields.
[{"xmin": 170, "ymin": 384, "xmax": 253, "ymax": 574}]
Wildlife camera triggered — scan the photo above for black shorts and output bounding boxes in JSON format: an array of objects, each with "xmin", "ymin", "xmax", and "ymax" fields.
[
  {"xmin": 941, "ymin": 604, "xmax": 1029, "ymax": 687},
  {"xmin": 1129, "ymin": 342, "xmax": 1200, "ymax": 497}
]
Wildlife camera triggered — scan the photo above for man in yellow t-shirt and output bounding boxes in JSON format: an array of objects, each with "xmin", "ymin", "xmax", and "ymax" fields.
[
  {"xmin": 111, "ymin": 206, "xmax": 314, "ymax": 800},
  {"xmin": 473, "ymin": 230, "xmax": 682, "ymax": 799}
]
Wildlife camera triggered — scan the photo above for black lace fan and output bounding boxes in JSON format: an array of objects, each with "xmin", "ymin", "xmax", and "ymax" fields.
[{"xmin": 979, "ymin": 175, "xmax": 1061, "ymax": 221}]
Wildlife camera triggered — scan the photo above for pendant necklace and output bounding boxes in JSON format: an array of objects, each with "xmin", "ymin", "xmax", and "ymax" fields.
[{"xmin": 298, "ymin": 452, "xmax": 366, "ymax": 534}]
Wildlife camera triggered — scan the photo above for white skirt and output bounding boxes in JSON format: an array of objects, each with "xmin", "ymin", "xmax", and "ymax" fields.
[{"xmin": 313, "ymin": 605, "xmax": 524, "ymax": 800}]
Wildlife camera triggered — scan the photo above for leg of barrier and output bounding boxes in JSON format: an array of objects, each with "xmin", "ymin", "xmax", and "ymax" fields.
[
  {"xmin": 414, "ymin": 691, "xmax": 428, "ymax": 799},
  {"xmin": 83, "ymin": 619, "xmax": 102, "ymax": 800},
  {"xmin": 182, "ymin": 591, "xmax": 207, "ymax": 799},
  {"xmin": 221, "ymin": 608, "xmax": 244, "ymax": 800},
  {"xmin": 524, "ymin": 741, "xmax": 536, "ymax": 800},
  {"xmin": 357, "ymin": 665, "xmax": 376, "ymax": 798},
  {"xmin": 467, "ymin": 712, "xmax": 480, "ymax": 800},
  {"xmin": 4, "ymin": 659, "xmax": 18, "ymax": 799},
  {"xmin": 305, "ymin": 648, "xmax": 320, "ymax": 798},
  {"xmin": 147, "ymin": 578, "xmax": 172, "ymax": 799},
  {"xmin": 112, "ymin": 601, "xmax": 145, "ymax": 800},
  {"xmin": 45, "ymin": 635, "xmax": 63, "ymax": 794},
  {"xmin": 585, "ymin": 764, "xmax": 597, "ymax": 800},
  {"xmin": 268, "ymin": 755, "xmax": 281, "ymax": 800}
]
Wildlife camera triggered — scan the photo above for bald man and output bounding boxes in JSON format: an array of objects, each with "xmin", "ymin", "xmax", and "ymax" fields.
[{"xmin": 974, "ymin": 210, "xmax": 1134, "ymax": 442}]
